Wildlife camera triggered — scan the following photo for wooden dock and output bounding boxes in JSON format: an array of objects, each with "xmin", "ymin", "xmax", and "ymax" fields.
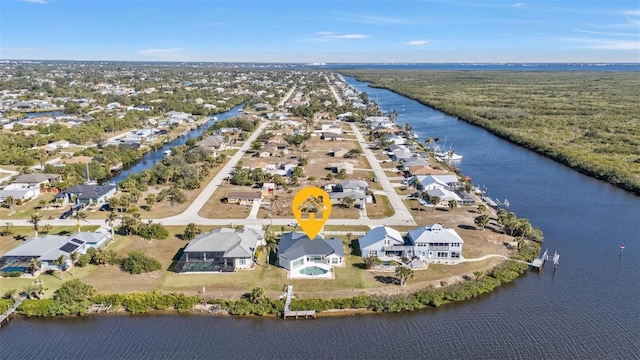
[
  {"xmin": 0, "ymin": 295, "xmax": 26, "ymax": 327},
  {"xmin": 530, "ymin": 249, "xmax": 560, "ymax": 270},
  {"xmin": 283, "ymin": 285, "xmax": 316, "ymax": 319}
]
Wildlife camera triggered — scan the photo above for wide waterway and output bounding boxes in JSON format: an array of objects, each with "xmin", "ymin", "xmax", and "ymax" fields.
[{"xmin": 1, "ymin": 77, "xmax": 638, "ymax": 359}]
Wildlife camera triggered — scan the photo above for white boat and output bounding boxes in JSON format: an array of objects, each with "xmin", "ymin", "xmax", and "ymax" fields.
[
  {"xmin": 434, "ymin": 151, "xmax": 463, "ymax": 161},
  {"xmin": 163, "ymin": 150, "xmax": 172, "ymax": 156}
]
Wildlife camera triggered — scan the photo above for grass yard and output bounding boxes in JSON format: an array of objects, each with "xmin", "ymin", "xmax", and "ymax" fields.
[
  {"xmin": 198, "ymin": 184, "xmax": 255, "ymax": 219},
  {"xmin": 367, "ymin": 194, "xmax": 394, "ymax": 219}
]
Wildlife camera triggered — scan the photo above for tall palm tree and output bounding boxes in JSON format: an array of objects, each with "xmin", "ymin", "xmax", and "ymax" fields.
[
  {"xmin": 263, "ymin": 236, "xmax": 279, "ymax": 269},
  {"xmin": 74, "ymin": 210, "xmax": 88, "ymax": 232},
  {"xmin": 395, "ymin": 265, "xmax": 415, "ymax": 286},
  {"xmin": 70, "ymin": 251, "xmax": 79, "ymax": 276},
  {"xmin": 448, "ymin": 200, "xmax": 458, "ymax": 211},
  {"xmin": 105, "ymin": 210, "xmax": 117, "ymax": 241},
  {"xmin": 54, "ymin": 254, "xmax": 67, "ymax": 280},
  {"xmin": 29, "ymin": 212, "xmax": 42, "ymax": 237}
]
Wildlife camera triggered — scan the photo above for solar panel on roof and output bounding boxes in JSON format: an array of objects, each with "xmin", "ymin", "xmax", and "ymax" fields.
[
  {"xmin": 71, "ymin": 238, "xmax": 84, "ymax": 244},
  {"xmin": 60, "ymin": 243, "xmax": 79, "ymax": 253}
]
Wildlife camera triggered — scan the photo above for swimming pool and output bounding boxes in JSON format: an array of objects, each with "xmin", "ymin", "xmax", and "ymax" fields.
[{"xmin": 299, "ymin": 266, "xmax": 328, "ymax": 276}]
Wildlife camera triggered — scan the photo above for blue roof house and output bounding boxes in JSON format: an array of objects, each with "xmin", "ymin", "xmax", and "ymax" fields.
[{"xmin": 277, "ymin": 232, "xmax": 344, "ymax": 279}]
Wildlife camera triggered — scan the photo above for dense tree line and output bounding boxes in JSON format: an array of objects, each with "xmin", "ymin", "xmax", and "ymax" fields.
[{"xmin": 343, "ymin": 70, "xmax": 640, "ymax": 194}]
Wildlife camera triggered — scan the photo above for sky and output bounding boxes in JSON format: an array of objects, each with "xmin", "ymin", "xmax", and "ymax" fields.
[{"xmin": 1, "ymin": 0, "xmax": 639, "ymax": 63}]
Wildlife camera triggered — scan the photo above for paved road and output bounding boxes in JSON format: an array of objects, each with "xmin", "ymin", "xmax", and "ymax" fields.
[
  {"xmin": 163, "ymin": 120, "xmax": 270, "ymax": 223},
  {"xmin": 325, "ymin": 76, "xmax": 344, "ymax": 106},
  {"xmin": 349, "ymin": 123, "xmax": 416, "ymax": 226},
  {"xmin": 0, "ymin": 122, "xmax": 417, "ymax": 229}
]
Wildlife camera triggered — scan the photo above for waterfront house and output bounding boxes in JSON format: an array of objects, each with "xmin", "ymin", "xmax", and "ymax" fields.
[
  {"xmin": 358, "ymin": 226, "xmax": 412, "ymax": 259},
  {"xmin": 176, "ymin": 228, "xmax": 264, "ymax": 273},
  {"xmin": 195, "ymin": 135, "xmax": 227, "ymax": 153},
  {"xmin": 414, "ymin": 174, "xmax": 462, "ymax": 191},
  {"xmin": 408, "ymin": 224, "xmax": 464, "ymax": 260},
  {"xmin": 0, "ymin": 231, "xmax": 111, "ymax": 274},
  {"xmin": 277, "ymin": 232, "xmax": 344, "ymax": 273},
  {"xmin": 55, "ymin": 183, "xmax": 117, "ymax": 205}
]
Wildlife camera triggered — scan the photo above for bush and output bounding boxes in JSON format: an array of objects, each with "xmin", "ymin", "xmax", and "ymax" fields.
[
  {"xmin": 2, "ymin": 271, "xmax": 22, "ymax": 278},
  {"xmin": 137, "ymin": 222, "xmax": 169, "ymax": 240},
  {"xmin": 121, "ymin": 251, "xmax": 162, "ymax": 274}
]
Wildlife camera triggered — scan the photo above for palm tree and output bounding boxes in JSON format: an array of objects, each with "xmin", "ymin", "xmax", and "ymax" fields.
[
  {"xmin": 2, "ymin": 222, "xmax": 15, "ymax": 236},
  {"xmin": 473, "ymin": 271, "xmax": 483, "ymax": 281},
  {"xmin": 29, "ymin": 212, "xmax": 42, "ymax": 237},
  {"xmin": 425, "ymin": 138, "xmax": 434, "ymax": 152},
  {"xmin": 447, "ymin": 200, "xmax": 458, "ymax": 211},
  {"xmin": 70, "ymin": 251, "xmax": 79, "ymax": 276},
  {"xmin": 38, "ymin": 199, "xmax": 47, "ymax": 210},
  {"xmin": 263, "ymin": 236, "xmax": 279, "ymax": 269},
  {"xmin": 105, "ymin": 210, "xmax": 117, "ymax": 241},
  {"xmin": 28, "ymin": 257, "xmax": 41, "ymax": 275},
  {"xmin": 477, "ymin": 204, "xmax": 487, "ymax": 214},
  {"xmin": 474, "ymin": 214, "xmax": 490, "ymax": 230},
  {"xmin": 74, "ymin": 210, "xmax": 87, "ymax": 232},
  {"xmin": 248, "ymin": 287, "xmax": 266, "ymax": 304},
  {"xmin": 41, "ymin": 223, "xmax": 53, "ymax": 235},
  {"xmin": 4, "ymin": 195, "xmax": 14, "ymax": 209},
  {"xmin": 54, "ymin": 254, "xmax": 67, "ymax": 280},
  {"xmin": 395, "ymin": 265, "xmax": 415, "ymax": 286}
]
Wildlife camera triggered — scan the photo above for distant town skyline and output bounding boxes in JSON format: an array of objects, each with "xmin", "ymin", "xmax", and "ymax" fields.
[{"xmin": 1, "ymin": 0, "xmax": 639, "ymax": 63}]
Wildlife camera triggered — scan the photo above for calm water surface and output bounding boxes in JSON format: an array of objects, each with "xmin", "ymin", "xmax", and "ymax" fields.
[{"xmin": 1, "ymin": 76, "xmax": 638, "ymax": 360}]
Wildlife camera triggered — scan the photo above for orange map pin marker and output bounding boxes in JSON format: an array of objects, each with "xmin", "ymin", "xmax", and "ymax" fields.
[{"xmin": 292, "ymin": 187, "xmax": 332, "ymax": 240}]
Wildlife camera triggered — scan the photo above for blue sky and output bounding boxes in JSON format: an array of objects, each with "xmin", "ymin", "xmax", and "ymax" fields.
[{"xmin": 1, "ymin": 0, "xmax": 639, "ymax": 62}]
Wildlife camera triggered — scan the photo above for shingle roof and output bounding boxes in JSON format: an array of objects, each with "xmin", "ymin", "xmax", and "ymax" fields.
[
  {"xmin": 183, "ymin": 228, "xmax": 264, "ymax": 258},
  {"xmin": 358, "ymin": 226, "xmax": 405, "ymax": 250},
  {"xmin": 62, "ymin": 184, "xmax": 116, "ymax": 200},
  {"xmin": 278, "ymin": 232, "xmax": 344, "ymax": 261},
  {"xmin": 408, "ymin": 224, "xmax": 465, "ymax": 244},
  {"xmin": 11, "ymin": 173, "xmax": 60, "ymax": 184}
]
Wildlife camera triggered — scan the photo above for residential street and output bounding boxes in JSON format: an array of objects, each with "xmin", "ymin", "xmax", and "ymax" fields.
[{"xmin": 0, "ymin": 121, "xmax": 416, "ymax": 229}]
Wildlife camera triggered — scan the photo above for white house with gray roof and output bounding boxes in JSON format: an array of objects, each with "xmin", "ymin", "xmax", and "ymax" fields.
[
  {"xmin": 358, "ymin": 226, "xmax": 412, "ymax": 259},
  {"xmin": 0, "ymin": 231, "xmax": 111, "ymax": 274},
  {"xmin": 408, "ymin": 224, "xmax": 464, "ymax": 260},
  {"xmin": 277, "ymin": 232, "xmax": 344, "ymax": 277},
  {"xmin": 176, "ymin": 228, "xmax": 264, "ymax": 273}
]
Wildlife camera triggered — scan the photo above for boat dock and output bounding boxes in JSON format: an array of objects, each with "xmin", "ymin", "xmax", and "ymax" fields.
[
  {"xmin": 283, "ymin": 285, "xmax": 316, "ymax": 319},
  {"xmin": 531, "ymin": 249, "xmax": 560, "ymax": 270},
  {"xmin": 482, "ymin": 196, "xmax": 498, "ymax": 208},
  {"xmin": 0, "ymin": 295, "xmax": 26, "ymax": 327}
]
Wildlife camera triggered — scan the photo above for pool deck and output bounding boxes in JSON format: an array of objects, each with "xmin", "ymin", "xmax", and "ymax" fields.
[{"xmin": 288, "ymin": 263, "xmax": 334, "ymax": 279}]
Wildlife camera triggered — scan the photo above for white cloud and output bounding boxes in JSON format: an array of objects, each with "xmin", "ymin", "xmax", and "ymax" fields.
[
  {"xmin": 339, "ymin": 14, "xmax": 411, "ymax": 25},
  {"xmin": 401, "ymin": 40, "xmax": 430, "ymax": 46},
  {"xmin": 573, "ymin": 29, "xmax": 639, "ymax": 37},
  {"xmin": 308, "ymin": 32, "xmax": 369, "ymax": 42},
  {"xmin": 511, "ymin": 3, "xmax": 525, "ymax": 8},
  {"xmin": 620, "ymin": 10, "xmax": 640, "ymax": 16},
  {"xmin": 20, "ymin": 0, "xmax": 48, "ymax": 4}
]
